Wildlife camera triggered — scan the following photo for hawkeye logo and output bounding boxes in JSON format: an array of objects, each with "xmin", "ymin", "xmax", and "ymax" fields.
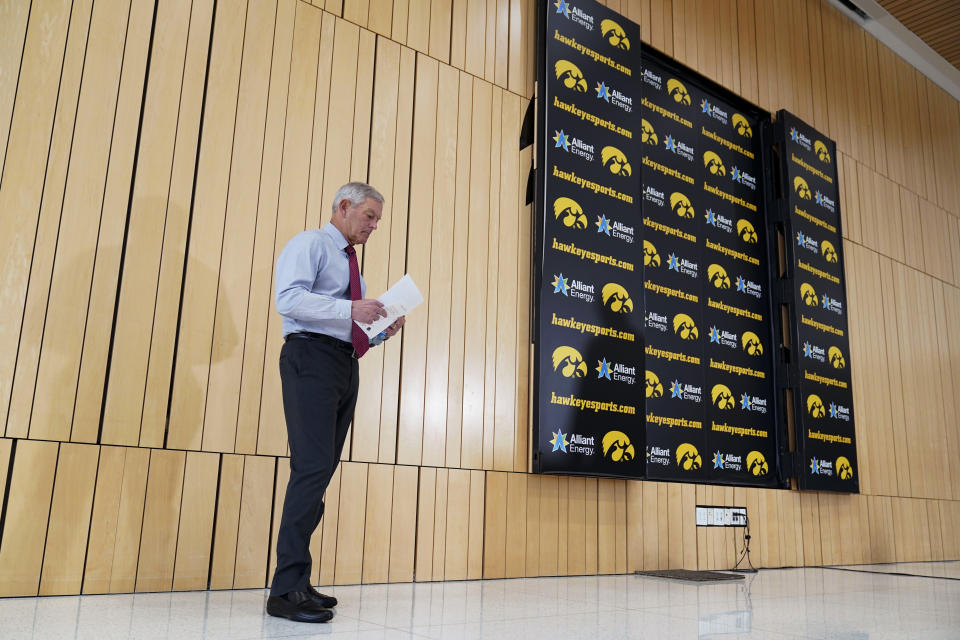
[
  {"xmin": 829, "ymin": 346, "xmax": 846, "ymax": 369},
  {"xmin": 601, "ymin": 283, "xmax": 633, "ymax": 313},
  {"xmin": 705, "ymin": 208, "xmax": 733, "ymax": 234},
  {"xmin": 596, "ymin": 358, "xmax": 637, "ymax": 384},
  {"xmin": 647, "ymin": 444, "xmax": 671, "ymax": 466},
  {"xmin": 740, "ymin": 392, "xmax": 768, "ymax": 414},
  {"xmin": 737, "ymin": 218, "xmax": 758, "ymax": 244},
  {"xmin": 554, "ymin": 130, "xmax": 595, "ymax": 162},
  {"xmin": 711, "ymin": 384, "xmax": 736, "ymax": 410},
  {"xmin": 553, "ymin": 196, "xmax": 587, "ymax": 229},
  {"xmin": 550, "ymin": 429, "xmax": 569, "ymax": 452},
  {"xmin": 641, "ymin": 119, "xmax": 658, "ymax": 145},
  {"xmin": 790, "ymin": 127, "xmax": 812, "ymax": 151},
  {"xmin": 797, "ymin": 230, "xmax": 819, "ymax": 254},
  {"xmin": 551, "ymin": 273, "xmax": 595, "ymax": 303},
  {"xmin": 642, "ymin": 67, "xmax": 663, "ymax": 90},
  {"xmin": 700, "ymin": 98, "xmax": 729, "ymax": 125},
  {"xmin": 836, "ymin": 456, "xmax": 854, "ymax": 480},
  {"xmin": 806, "ymin": 393, "xmax": 826, "ymax": 418},
  {"xmin": 731, "ymin": 166, "xmax": 757, "ymax": 190},
  {"xmin": 555, "ymin": 59, "xmax": 587, "ymax": 93},
  {"xmin": 602, "ymin": 431, "xmax": 635, "ymax": 462},
  {"xmin": 746, "ymin": 451, "xmax": 768, "ymax": 476},
  {"xmin": 670, "ymin": 378, "xmax": 702, "ymax": 403},
  {"xmin": 821, "ymin": 293, "xmax": 843, "ymax": 315},
  {"xmin": 802, "ymin": 341, "xmax": 826, "ymax": 363},
  {"xmin": 800, "ymin": 282, "xmax": 819, "ymax": 306},
  {"xmin": 643, "ymin": 185, "xmax": 665, "ymax": 207},
  {"xmin": 552, "ymin": 346, "xmax": 588, "ymax": 378},
  {"xmin": 829, "ymin": 401, "xmax": 850, "ymax": 421},
  {"xmin": 814, "ymin": 190, "xmax": 836, "ymax": 214},
  {"xmin": 742, "ymin": 331, "xmax": 764, "ymax": 356},
  {"xmin": 709, "ymin": 325, "xmax": 738, "ymax": 350},
  {"xmin": 712, "ymin": 451, "xmax": 743, "ymax": 472},
  {"xmin": 794, "ymin": 176, "xmax": 812, "ymax": 200},
  {"xmin": 707, "ymin": 264, "xmax": 731, "ymax": 289},
  {"xmin": 810, "ymin": 457, "xmax": 834, "ymax": 476},
  {"xmin": 732, "ymin": 113, "xmax": 753, "ymax": 138},
  {"xmin": 646, "ymin": 310, "xmax": 669, "ymax": 333},
  {"xmin": 670, "ymin": 192, "xmax": 695, "ymax": 219},
  {"xmin": 596, "ymin": 213, "xmax": 635, "ymax": 244},
  {"xmin": 554, "ymin": 0, "xmax": 595, "ymax": 30},
  {"xmin": 814, "ymin": 140, "xmax": 832, "ymax": 164},
  {"xmin": 643, "ymin": 240, "xmax": 661, "ymax": 267},
  {"xmin": 645, "ymin": 370, "xmax": 664, "ymax": 398},
  {"xmin": 673, "ymin": 313, "xmax": 699, "ymax": 341},
  {"xmin": 601, "ymin": 146, "xmax": 631, "ymax": 176},
  {"xmin": 667, "ymin": 251, "xmax": 699, "ymax": 279},
  {"xmin": 664, "ymin": 134, "xmax": 695, "ymax": 162},
  {"xmin": 596, "ymin": 80, "xmax": 632, "ymax": 112},
  {"xmin": 600, "ymin": 18, "xmax": 629, "ymax": 50},
  {"xmin": 704, "ymin": 151, "xmax": 726, "ymax": 176},
  {"xmin": 735, "ymin": 274, "xmax": 762, "ymax": 299},
  {"xmin": 666, "ymin": 78, "xmax": 691, "ymax": 106},
  {"xmin": 676, "ymin": 443, "xmax": 702, "ymax": 470},
  {"xmin": 821, "ymin": 239, "xmax": 838, "ymax": 263}
]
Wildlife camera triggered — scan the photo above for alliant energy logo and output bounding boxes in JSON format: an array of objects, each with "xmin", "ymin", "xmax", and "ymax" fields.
[
  {"xmin": 794, "ymin": 176, "xmax": 812, "ymax": 200},
  {"xmin": 554, "ymin": 0, "xmax": 595, "ymax": 31},
  {"xmin": 709, "ymin": 325, "xmax": 738, "ymax": 349},
  {"xmin": 643, "ymin": 186, "xmax": 665, "ymax": 207},
  {"xmin": 666, "ymin": 78, "xmax": 691, "ymax": 105},
  {"xmin": 740, "ymin": 393, "xmax": 767, "ymax": 414},
  {"xmin": 596, "ymin": 358, "xmax": 637, "ymax": 384},
  {"xmin": 802, "ymin": 341, "xmax": 826, "ymax": 363},
  {"xmin": 800, "ymin": 282, "xmax": 819, "ymax": 306},
  {"xmin": 703, "ymin": 151, "xmax": 726, "ymax": 176},
  {"xmin": 735, "ymin": 275, "xmax": 762, "ymax": 299},
  {"xmin": 676, "ymin": 443, "xmax": 702, "ymax": 470},
  {"xmin": 790, "ymin": 127, "xmax": 812, "ymax": 151},
  {"xmin": 646, "ymin": 310, "xmax": 669, "ymax": 333},
  {"xmin": 554, "ymin": 130, "xmax": 595, "ymax": 162},
  {"xmin": 828, "ymin": 401, "xmax": 850, "ymax": 421},
  {"xmin": 737, "ymin": 219, "xmax": 758, "ymax": 243},
  {"xmin": 731, "ymin": 166, "xmax": 757, "ymax": 190},
  {"xmin": 707, "ymin": 264, "xmax": 731, "ymax": 289},
  {"xmin": 741, "ymin": 331, "xmax": 764, "ymax": 356},
  {"xmin": 705, "ymin": 208, "xmax": 733, "ymax": 233},
  {"xmin": 828, "ymin": 346, "xmax": 845, "ymax": 369},
  {"xmin": 667, "ymin": 251, "xmax": 699, "ymax": 278},
  {"xmin": 814, "ymin": 190, "xmax": 836, "ymax": 214},
  {"xmin": 700, "ymin": 98, "xmax": 729, "ymax": 125},
  {"xmin": 647, "ymin": 445, "xmax": 671, "ymax": 466},
  {"xmin": 555, "ymin": 59, "xmax": 588, "ymax": 93},
  {"xmin": 747, "ymin": 451, "xmax": 768, "ymax": 475},
  {"xmin": 642, "ymin": 67, "xmax": 662, "ymax": 90},
  {"xmin": 821, "ymin": 239, "xmax": 838, "ymax": 263},
  {"xmin": 670, "ymin": 192, "xmax": 695, "ymax": 219},
  {"xmin": 732, "ymin": 113, "xmax": 753, "ymax": 138},
  {"xmin": 552, "ymin": 345, "xmax": 588, "ymax": 378},
  {"xmin": 641, "ymin": 118, "xmax": 658, "ymax": 145},
  {"xmin": 821, "ymin": 293, "xmax": 843, "ymax": 315},
  {"xmin": 600, "ymin": 18, "xmax": 629, "ymax": 50},
  {"xmin": 664, "ymin": 134, "xmax": 695, "ymax": 161},
  {"xmin": 567, "ymin": 433, "xmax": 596, "ymax": 455},
  {"xmin": 814, "ymin": 140, "xmax": 832, "ymax": 163},
  {"xmin": 553, "ymin": 196, "xmax": 587, "ymax": 228},
  {"xmin": 673, "ymin": 313, "xmax": 699, "ymax": 340},
  {"xmin": 810, "ymin": 457, "xmax": 833, "ymax": 476},
  {"xmin": 596, "ymin": 80, "xmax": 632, "ymax": 112},
  {"xmin": 670, "ymin": 379, "xmax": 702, "ymax": 403},
  {"xmin": 551, "ymin": 273, "xmax": 595, "ymax": 303},
  {"xmin": 836, "ymin": 456, "xmax": 853, "ymax": 480},
  {"xmin": 797, "ymin": 230, "xmax": 819, "ymax": 254},
  {"xmin": 596, "ymin": 214, "xmax": 634, "ymax": 243},
  {"xmin": 645, "ymin": 370, "xmax": 664, "ymax": 398},
  {"xmin": 806, "ymin": 393, "xmax": 826, "ymax": 418},
  {"xmin": 601, "ymin": 282, "xmax": 633, "ymax": 313},
  {"xmin": 602, "ymin": 431, "xmax": 635, "ymax": 462},
  {"xmin": 712, "ymin": 451, "xmax": 743, "ymax": 472},
  {"xmin": 601, "ymin": 146, "xmax": 631, "ymax": 176},
  {"xmin": 711, "ymin": 384, "xmax": 736, "ymax": 409},
  {"xmin": 550, "ymin": 429, "xmax": 569, "ymax": 452},
  {"xmin": 643, "ymin": 240, "xmax": 661, "ymax": 267}
]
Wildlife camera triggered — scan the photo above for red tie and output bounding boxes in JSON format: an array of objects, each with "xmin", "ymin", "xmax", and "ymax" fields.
[{"xmin": 344, "ymin": 245, "xmax": 369, "ymax": 358}]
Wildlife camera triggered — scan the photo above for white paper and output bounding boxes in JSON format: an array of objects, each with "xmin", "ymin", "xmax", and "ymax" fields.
[{"xmin": 357, "ymin": 274, "xmax": 424, "ymax": 338}]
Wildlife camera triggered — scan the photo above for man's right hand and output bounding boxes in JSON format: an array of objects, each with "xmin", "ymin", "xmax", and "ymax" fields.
[{"xmin": 352, "ymin": 299, "xmax": 387, "ymax": 324}]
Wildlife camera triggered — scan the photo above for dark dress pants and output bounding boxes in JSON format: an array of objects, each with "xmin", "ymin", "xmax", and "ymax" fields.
[{"xmin": 270, "ymin": 335, "xmax": 358, "ymax": 597}]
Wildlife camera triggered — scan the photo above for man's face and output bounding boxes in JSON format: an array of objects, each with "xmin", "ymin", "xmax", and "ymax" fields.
[{"xmin": 339, "ymin": 197, "xmax": 383, "ymax": 245}]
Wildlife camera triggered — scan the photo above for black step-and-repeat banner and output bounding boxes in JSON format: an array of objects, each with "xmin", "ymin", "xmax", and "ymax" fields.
[{"xmin": 775, "ymin": 110, "xmax": 859, "ymax": 492}]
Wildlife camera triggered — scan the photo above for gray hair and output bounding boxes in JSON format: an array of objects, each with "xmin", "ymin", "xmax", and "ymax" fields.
[{"xmin": 331, "ymin": 182, "xmax": 384, "ymax": 214}]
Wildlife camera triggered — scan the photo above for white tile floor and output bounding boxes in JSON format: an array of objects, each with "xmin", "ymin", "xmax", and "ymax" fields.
[{"xmin": 1, "ymin": 564, "xmax": 958, "ymax": 639}]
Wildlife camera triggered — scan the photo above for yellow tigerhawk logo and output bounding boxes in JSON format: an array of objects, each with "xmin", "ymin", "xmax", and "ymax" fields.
[
  {"xmin": 601, "ymin": 283, "xmax": 633, "ymax": 313},
  {"xmin": 736, "ymin": 219, "xmax": 757, "ymax": 243},
  {"xmin": 707, "ymin": 263, "xmax": 731, "ymax": 289},
  {"xmin": 666, "ymin": 78, "xmax": 691, "ymax": 105},
  {"xmin": 673, "ymin": 313, "xmax": 698, "ymax": 340},
  {"xmin": 800, "ymin": 282, "xmax": 818, "ymax": 306},
  {"xmin": 600, "ymin": 18, "xmax": 630, "ymax": 50},
  {"xmin": 742, "ymin": 331, "xmax": 764, "ymax": 356},
  {"xmin": 554, "ymin": 59, "xmax": 587, "ymax": 92},
  {"xmin": 732, "ymin": 113, "xmax": 753, "ymax": 138},
  {"xmin": 670, "ymin": 191, "xmax": 694, "ymax": 219},
  {"xmin": 828, "ymin": 346, "xmax": 846, "ymax": 369},
  {"xmin": 601, "ymin": 146, "xmax": 631, "ymax": 176},
  {"xmin": 552, "ymin": 345, "xmax": 588, "ymax": 378},
  {"xmin": 814, "ymin": 140, "xmax": 831, "ymax": 163},
  {"xmin": 553, "ymin": 197, "xmax": 587, "ymax": 229},
  {"xmin": 807, "ymin": 393, "xmax": 825, "ymax": 418},
  {"xmin": 711, "ymin": 384, "xmax": 735, "ymax": 409},
  {"xmin": 821, "ymin": 239, "xmax": 838, "ymax": 263},
  {"xmin": 794, "ymin": 176, "xmax": 811, "ymax": 199},
  {"xmin": 676, "ymin": 443, "xmax": 702, "ymax": 470},
  {"xmin": 703, "ymin": 151, "xmax": 726, "ymax": 176},
  {"xmin": 602, "ymin": 430, "xmax": 635, "ymax": 462},
  {"xmin": 836, "ymin": 456, "xmax": 853, "ymax": 479},
  {"xmin": 643, "ymin": 240, "xmax": 661, "ymax": 267},
  {"xmin": 746, "ymin": 451, "xmax": 768, "ymax": 476},
  {"xmin": 645, "ymin": 370, "xmax": 664, "ymax": 398},
  {"xmin": 641, "ymin": 118, "xmax": 658, "ymax": 145}
]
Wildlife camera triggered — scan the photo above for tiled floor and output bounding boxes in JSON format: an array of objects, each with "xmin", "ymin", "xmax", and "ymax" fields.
[{"xmin": 1, "ymin": 564, "xmax": 958, "ymax": 639}]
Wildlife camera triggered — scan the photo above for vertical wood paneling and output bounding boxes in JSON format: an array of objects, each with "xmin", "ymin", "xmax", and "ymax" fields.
[
  {"xmin": 172, "ymin": 452, "xmax": 219, "ymax": 590},
  {"xmin": 136, "ymin": 450, "xmax": 186, "ymax": 592},
  {"xmin": 209, "ymin": 455, "xmax": 244, "ymax": 589},
  {"xmin": 234, "ymin": 456, "xmax": 275, "ymax": 588},
  {"xmin": 389, "ymin": 465, "xmax": 419, "ymax": 581}
]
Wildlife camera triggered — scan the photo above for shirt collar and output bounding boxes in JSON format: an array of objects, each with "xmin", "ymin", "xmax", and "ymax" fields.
[{"xmin": 322, "ymin": 222, "xmax": 350, "ymax": 251}]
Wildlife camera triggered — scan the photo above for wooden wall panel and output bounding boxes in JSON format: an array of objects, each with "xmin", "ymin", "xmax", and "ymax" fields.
[
  {"xmin": 136, "ymin": 450, "xmax": 186, "ymax": 592},
  {"xmin": 172, "ymin": 452, "xmax": 220, "ymax": 590},
  {"xmin": 234, "ymin": 456, "xmax": 275, "ymax": 588}
]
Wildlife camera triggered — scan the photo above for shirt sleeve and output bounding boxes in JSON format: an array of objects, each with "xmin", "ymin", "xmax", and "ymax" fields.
[{"xmin": 275, "ymin": 232, "xmax": 353, "ymax": 322}]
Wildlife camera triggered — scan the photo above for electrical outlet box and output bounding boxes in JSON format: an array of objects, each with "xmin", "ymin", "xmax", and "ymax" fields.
[{"xmin": 695, "ymin": 505, "xmax": 747, "ymax": 527}]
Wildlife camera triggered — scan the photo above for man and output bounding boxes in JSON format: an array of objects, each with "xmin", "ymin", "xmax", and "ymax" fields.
[{"xmin": 266, "ymin": 182, "xmax": 404, "ymax": 623}]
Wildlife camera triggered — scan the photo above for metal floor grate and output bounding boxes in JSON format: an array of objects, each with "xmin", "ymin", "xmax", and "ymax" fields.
[{"xmin": 634, "ymin": 569, "xmax": 745, "ymax": 582}]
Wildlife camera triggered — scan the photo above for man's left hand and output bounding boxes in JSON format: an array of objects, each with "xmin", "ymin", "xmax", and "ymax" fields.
[{"xmin": 384, "ymin": 316, "xmax": 405, "ymax": 338}]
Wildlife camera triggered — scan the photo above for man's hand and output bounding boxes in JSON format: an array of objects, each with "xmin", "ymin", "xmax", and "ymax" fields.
[
  {"xmin": 352, "ymin": 299, "xmax": 387, "ymax": 324},
  {"xmin": 384, "ymin": 316, "xmax": 405, "ymax": 338}
]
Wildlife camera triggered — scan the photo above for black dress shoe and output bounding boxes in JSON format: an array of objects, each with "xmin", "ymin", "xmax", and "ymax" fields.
[
  {"xmin": 307, "ymin": 585, "xmax": 338, "ymax": 608},
  {"xmin": 266, "ymin": 590, "xmax": 334, "ymax": 623}
]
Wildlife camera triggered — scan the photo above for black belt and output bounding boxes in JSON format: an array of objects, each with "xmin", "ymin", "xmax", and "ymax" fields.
[{"xmin": 284, "ymin": 331, "xmax": 358, "ymax": 358}]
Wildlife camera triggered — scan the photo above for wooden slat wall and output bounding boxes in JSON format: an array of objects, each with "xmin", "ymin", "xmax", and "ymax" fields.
[{"xmin": 0, "ymin": 0, "xmax": 959, "ymax": 596}]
